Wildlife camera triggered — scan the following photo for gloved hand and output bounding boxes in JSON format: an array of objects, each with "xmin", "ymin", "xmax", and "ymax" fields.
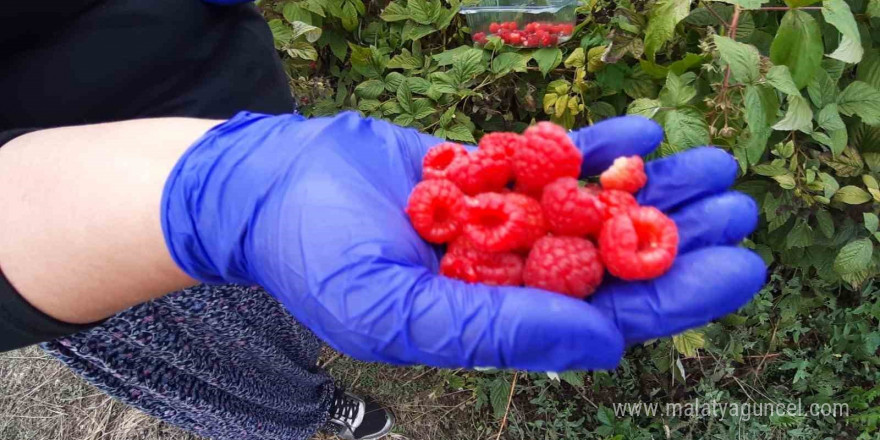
[{"xmin": 162, "ymin": 111, "xmax": 766, "ymax": 371}]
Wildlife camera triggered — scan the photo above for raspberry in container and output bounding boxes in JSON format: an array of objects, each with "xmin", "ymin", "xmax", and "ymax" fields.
[{"xmin": 460, "ymin": 0, "xmax": 578, "ymax": 48}]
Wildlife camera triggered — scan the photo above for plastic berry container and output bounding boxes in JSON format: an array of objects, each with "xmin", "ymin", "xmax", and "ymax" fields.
[{"xmin": 460, "ymin": 0, "xmax": 577, "ymax": 48}]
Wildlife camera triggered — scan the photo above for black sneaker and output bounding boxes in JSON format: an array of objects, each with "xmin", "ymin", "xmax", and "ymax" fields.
[{"xmin": 325, "ymin": 389, "xmax": 395, "ymax": 440}]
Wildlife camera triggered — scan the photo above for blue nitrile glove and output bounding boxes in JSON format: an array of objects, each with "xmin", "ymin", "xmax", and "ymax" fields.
[{"xmin": 161, "ymin": 111, "xmax": 766, "ymax": 372}]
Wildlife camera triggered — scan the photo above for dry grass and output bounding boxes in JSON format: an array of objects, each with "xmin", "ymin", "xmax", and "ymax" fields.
[{"xmin": 1, "ymin": 347, "xmax": 484, "ymax": 440}]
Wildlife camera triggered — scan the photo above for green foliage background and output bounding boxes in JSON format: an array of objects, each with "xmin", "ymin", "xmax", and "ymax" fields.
[{"xmin": 264, "ymin": 0, "xmax": 879, "ymax": 436}]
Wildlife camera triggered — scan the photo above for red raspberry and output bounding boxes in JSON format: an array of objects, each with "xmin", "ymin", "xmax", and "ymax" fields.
[
  {"xmin": 446, "ymin": 150, "xmax": 511, "ymax": 195},
  {"xmin": 406, "ymin": 179, "xmax": 464, "ymax": 243},
  {"xmin": 440, "ymin": 237, "xmax": 524, "ymax": 286},
  {"xmin": 478, "ymin": 132, "xmax": 524, "ymax": 162},
  {"xmin": 524, "ymin": 34, "xmax": 540, "ymax": 47},
  {"xmin": 597, "ymin": 189, "xmax": 638, "ymax": 220},
  {"xmin": 503, "ymin": 21, "xmax": 518, "ymax": 30},
  {"xmin": 600, "ymin": 155, "xmax": 647, "ymax": 194},
  {"xmin": 560, "ymin": 24, "xmax": 574, "ymax": 35},
  {"xmin": 547, "ymin": 34, "xmax": 558, "ymax": 46},
  {"xmin": 513, "ymin": 121, "xmax": 583, "ymax": 194},
  {"xmin": 523, "ymin": 236, "xmax": 604, "ymax": 298},
  {"xmin": 599, "ymin": 206, "xmax": 678, "ymax": 280},
  {"xmin": 422, "ymin": 142, "xmax": 468, "ymax": 181},
  {"xmin": 525, "ymin": 22, "xmax": 539, "ymax": 32},
  {"xmin": 473, "ymin": 32, "xmax": 487, "ymax": 44},
  {"xmin": 489, "ymin": 22, "xmax": 501, "ymax": 33},
  {"xmin": 541, "ymin": 177, "xmax": 605, "ymax": 237},
  {"xmin": 458, "ymin": 193, "xmax": 546, "ymax": 252},
  {"xmin": 507, "ymin": 32, "xmax": 522, "ymax": 45}
]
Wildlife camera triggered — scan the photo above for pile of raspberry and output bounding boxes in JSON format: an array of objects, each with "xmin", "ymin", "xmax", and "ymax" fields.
[
  {"xmin": 472, "ymin": 21, "xmax": 574, "ymax": 48},
  {"xmin": 406, "ymin": 122, "xmax": 680, "ymax": 299}
]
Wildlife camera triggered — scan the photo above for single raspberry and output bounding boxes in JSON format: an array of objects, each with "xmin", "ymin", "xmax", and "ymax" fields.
[
  {"xmin": 478, "ymin": 132, "xmax": 524, "ymax": 162},
  {"xmin": 600, "ymin": 155, "xmax": 647, "ymax": 194},
  {"xmin": 523, "ymin": 236, "xmax": 604, "ymax": 299},
  {"xmin": 599, "ymin": 206, "xmax": 679, "ymax": 280},
  {"xmin": 458, "ymin": 192, "xmax": 546, "ymax": 252},
  {"xmin": 422, "ymin": 142, "xmax": 468, "ymax": 181},
  {"xmin": 446, "ymin": 149, "xmax": 511, "ymax": 195},
  {"xmin": 513, "ymin": 121, "xmax": 583, "ymax": 195},
  {"xmin": 489, "ymin": 22, "xmax": 501, "ymax": 33},
  {"xmin": 541, "ymin": 177, "xmax": 605, "ymax": 237},
  {"xmin": 507, "ymin": 32, "xmax": 523, "ymax": 45},
  {"xmin": 440, "ymin": 237, "xmax": 524, "ymax": 286},
  {"xmin": 405, "ymin": 179, "xmax": 464, "ymax": 243},
  {"xmin": 473, "ymin": 32, "xmax": 487, "ymax": 44},
  {"xmin": 597, "ymin": 189, "xmax": 638, "ymax": 220}
]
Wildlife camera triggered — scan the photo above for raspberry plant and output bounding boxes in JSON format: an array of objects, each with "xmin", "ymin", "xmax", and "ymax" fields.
[{"xmin": 263, "ymin": 0, "xmax": 879, "ymax": 437}]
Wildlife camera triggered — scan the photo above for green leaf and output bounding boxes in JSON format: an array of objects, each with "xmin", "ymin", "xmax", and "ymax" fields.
[
  {"xmin": 491, "ymin": 52, "xmax": 530, "ymax": 75},
  {"xmin": 838, "ymin": 81, "xmax": 880, "ymax": 126},
  {"xmin": 357, "ymin": 98, "xmax": 382, "ymax": 112},
  {"xmin": 807, "ymin": 68, "xmax": 838, "ymax": 108},
  {"xmin": 672, "ymin": 330, "xmax": 706, "ymax": 357},
  {"xmin": 450, "ymin": 48, "xmax": 486, "ymax": 85},
  {"xmin": 833, "ymin": 185, "xmax": 873, "ymax": 204},
  {"xmin": 865, "ymin": 212, "xmax": 880, "ymax": 234},
  {"xmin": 659, "ymin": 106, "xmax": 710, "ymax": 149},
  {"xmin": 268, "ymin": 19, "xmax": 293, "ymax": 48},
  {"xmin": 533, "ymin": 48, "xmax": 563, "ymax": 77},
  {"xmin": 815, "ymin": 209, "xmax": 835, "ymax": 238},
  {"xmin": 387, "ymin": 50, "xmax": 423, "ymax": 70},
  {"xmin": 354, "ymin": 79, "xmax": 385, "ymax": 99},
  {"xmin": 766, "ymin": 65, "xmax": 801, "ymax": 95},
  {"xmin": 772, "ymin": 173, "xmax": 797, "ymax": 189},
  {"xmin": 340, "ymin": 1, "xmax": 359, "ymax": 31},
  {"xmin": 407, "ymin": 0, "xmax": 435, "ymax": 24},
  {"xmin": 444, "ymin": 123, "xmax": 476, "ymax": 143},
  {"xmin": 432, "ymin": 46, "xmax": 472, "ymax": 66},
  {"xmin": 319, "ymin": 29, "xmax": 348, "ymax": 60},
  {"xmin": 558, "ymin": 371, "xmax": 585, "ymax": 387},
  {"xmin": 869, "ymin": 0, "xmax": 880, "ymax": 18},
  {"xmin": 488, "ymin": 376, "xmax": 511, "ymax": 420},
  {"xmin": 708, "ymin": 0, "xmax": 768, "ymax": 9},
  {"xmin": 786, "ymin": 0, "xmax": 822, "ymax": 6},
  {"xmin": 833, "ymin": 238, "xmax": 874, "ymax": 274},
  {"xmin": 770, "ymin": 10, "xmax": 823, "ymax": 89},
  {"xmin": 397, "ymin": 80, "xmax": 414, "ymax": 114},
  {"xmin": 659, "ymin": 72, "xmax": 696, "ymax": 107},
  {"xmin": 402, "ymin": 22, "xmax": 436, "ymax": 41},
  {"xmin": 290, "ymin": 21, "xmax": 322, "ymax": 43},
  {"xmin": 817, "ymin": 104, "xmax": 846, "ymax": 131},
  {"xmin": 822, "ymin": 0, "xmax": 863, "ymax": 64},
  {"xmin": 287, "ymin": 41, "xmax": 318, "ymax": 61},
  {"xmin": 565, "ymin": 47, "xmax": 586, "ymax": 69},
  {"xmin": 772, "ymin": 95, "xmax": 813, "ymax": 132},
  {"xmin": 411, "ymin": 98, "xmax": 435, "ymax": 119},
  {"xmin": 787, "ymin": 219, "xmax": 815, "ymax": 248},
  {"xmin": 406, "ymin": 77, "xmax": 432, "ymax": 95},
  {"xmin": 283, "ymin": 3, "xmax": 313, "ymax": 24},
  {"xmin": 713, "ymin": 35, "xmax": 760, "ymax": 84},
  {"xmin": 857, "ymin": 50, "xmax": 880, "ymax": 90},
  {"xmin": 745, "ymin": 85, "xmax": 780, "ymax": 130},
  {"xmin": 349, "ymin": 44, "xmax": 387, "ymax": 79},
  {"xmin": 627, "ymin": 98, "xmax": 663, "ymax": 118},
  {"xmin": 644, "ymin": 0, "xmax": 691, "ymax": 59}
]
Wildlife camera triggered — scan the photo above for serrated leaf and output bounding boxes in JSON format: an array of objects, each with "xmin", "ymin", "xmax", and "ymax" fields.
[
  {"xmin": 709, "ymin": 0, "xmax": 768, "ymax": 9},
  {"xmin": 673, "ymin": 330, "xmax": 705, "ymax": 357},
  {"xmin": 432, "ymin": 46, "xmax": 474, "ymax": 66},
  {"xmin": 659, "ymin": 71, "xmax": 696, "ymax": 107},
  {"xmin": 807, "ymin": 68, "xmax": 838, "ymax": 108},
  {"xmin": 401, "ymin": 22, "xmax": 436, "ymax": 41},
  {"xmin": 407, "ymin": 0, "xmax": 435, "ymax": 24},
  {"xmin": 445, "ymin": 123, "xmax": 476, "ymax": 143},
  {"xmin": 713, "ymin": 35, "xmax": 760, "ymax": 84},
  {"xmin": 858, "ymin": 50, "xmax": 880, "ymax": 90},
  {"xmin": 387, "ymin": 50, "xmax": 423, "ymax": 70},
  {"xmin": 833, "ymin": 186, "xmax": 872, "ymax": 204},
  {"xmin": 644, "ymin": 0, "xmax": 691, "ymax": 59},
  {"xmin": 319, "ymin": 29, "xmax": 348, "ymax": 60},
  {"xmin": 587, "ymin": 46, "xmax": 607, "ymax": 72},
  {"xmin": 565, "ymin": 47, "xmax": 586, "ymax": 68},
  {"xmin": 627, "ymin": 98, "xmax": 662, "ymax": 118},
  {"xmin": 787, "ymin": 219, "xmax": 814, "ymax": 248},
  {"xmin": 822, "ymin": 0, "xmax": 863, "ymax": 63},
  {"xmin": 340, "ymin": 1, "xmax": 359, "ymax": 31},
  {"xmin": 865, "ymin": 213, "xmax": 879, "ymax": 233},
  {"xmin": 817, "ymin": 104, "xmax": 846, "ymax": 131},
  {"xmin": 268, "ymin": 19, "xmax": 293, "ymax": 48},
  {"xmin": 350, "ymin": 44, "xmax": 387, "ymax": 79},
  {"xmin": 823, "ymin": 146, "xmax": 864, "ymax": 176},
  {"xmin": 287, "ymin": 41, "xmax": 319, "ymax": 61},
  {"xmin": 355, "ymin": 79, "xmax": 386, "ymax": 99},
  {"xmin": 833, "ymin": 238, "xmax": 874, "ymax": 274},
  {"xmin": 411, "ymin": 98, "xmax": 435, "ymax": 119},
  {"xmin": 745, "ymin": 84, "xmax": 780, "ymax": 131},
  {"xmin": 384, "ymin": 72, "xmax": 406, "ymax": 92},
  {"xmin": 770, "ymin": 10, "xmax": 823, "ymax": 89},
  {"xmin": 838, "ymin": 81, "xmax": 880, "ymax": 126},
  {"xmin": 533, "ymin": 48, "xmax": 563, "ymax": 77},
  {"xmin": 820, "ymin": 172, "xmax": 840, "ymax": 198},
  {"xmin": 766, "ymin": 65, "xmax": 801, "ymax": 95},
  {"xmin": 659, "ymin": 106, "xmax": 710, "ymax": 149},
  {"xmin": 815, "ymin": 209, "xmax": 835, "ymax": 237},
  {"xmin": 870, "ymin": 0, "xmax": 880, "ymax": 17},
  {"xmin": 393, "ymin": 113, "xmax": 415, "ymax": 126},
  {"xmin": 773, "ymin": 95, "xmax": 813, "ymax": 132},
  {"xmin": 396, "ymin": 80, "xmax": 414, "ymax": 114},
  {"xmin": 491, "ymin": 52, "xmax": 530, "ymax": 75},
  {"xmin": 290, "ymin": 21, "xmax": 322, "ymax": 43},
  {"xmin": 450, "ymin": 48, "xmax": 486, "ymax": 85},
  {"xmin": 558, "ymin": 371, "xmax": 585, "ymax": 387},
  {"xmin": 407, "ymin": 77, "xmax": 432, "ymax": 95},
  {"xmin": 489, "ymin": 377, "xmax": 512, "ymax": 420}
]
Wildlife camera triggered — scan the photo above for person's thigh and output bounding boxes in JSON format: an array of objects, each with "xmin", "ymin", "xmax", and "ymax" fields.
[{"xmin": 43, "ymin": 284, "xmax": 334, "ymax": 440}]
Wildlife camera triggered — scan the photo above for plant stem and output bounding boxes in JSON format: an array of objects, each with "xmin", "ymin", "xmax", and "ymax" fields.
[
  {"xmin": 494, "ymin": 371, "xmax": 519, "ymax": 440},
  {"xmin": 704, "ymin": 2, "xmax": 731, "ymax": 28}
]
